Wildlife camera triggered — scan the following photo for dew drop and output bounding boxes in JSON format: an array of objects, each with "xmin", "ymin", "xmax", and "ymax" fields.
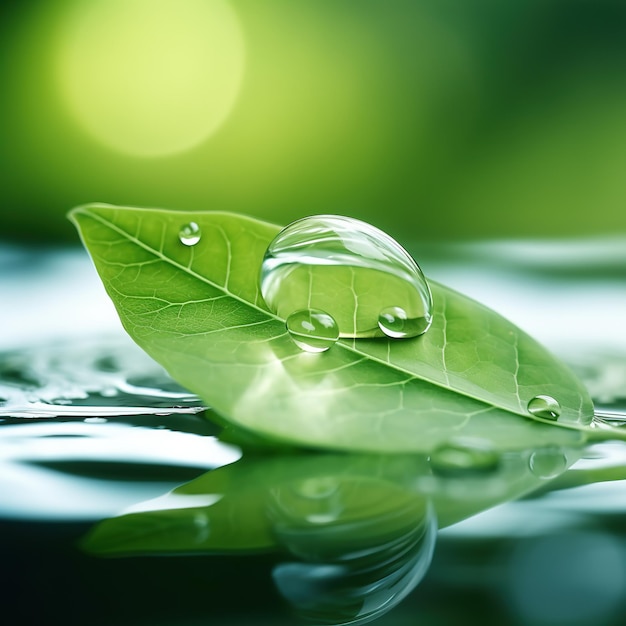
[
  {"xmin": 378, "ymin": 306, "xmax": 432, "ymax": 339},
  {"xmin": 260, "ymin": 215, "xmax": 433, "ymax": 339},
  {"xmin": 178, "ymin": 221, "xmax": 201, "ymax": 246},
  {"xmin": 527, "ymin": 395, "xmax": 561, "ymax": 420},
  {"xmin": 286, "ymin": 309, "xmax": 339, "ymax": 353},
  {"xmin": 430, "ymin": 439, "xmax": 499, "ymax": 475}
]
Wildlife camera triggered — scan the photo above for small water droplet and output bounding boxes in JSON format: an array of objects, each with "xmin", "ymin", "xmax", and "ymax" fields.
[
  {"xmin": 179, "ymin": 222, "xmax": 201, "ymax": 246},
  {"xmin": 527, "ymin": 395, "xmax": 561, "ymax": 420},
  {"xmin": 378, "ymin": 306, "xmax": 432, "ymax": 339},
  {"xmin": 260, "ymin": 215, "xmax": 433, "ymax": 339},
  {"xmin": 529, "ymin": 448, "xmax": 568, "ymax": 479},
  {"xmin": 431, "ymin": 439, "xmax": 499, "ymax": 475},
  {"xmin": 286, "ymin": 309, "xmax": 339, "ymax": 353}
]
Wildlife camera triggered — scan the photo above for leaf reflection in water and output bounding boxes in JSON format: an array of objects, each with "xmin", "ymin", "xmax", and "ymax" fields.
[
  {"xmin": 269, "ymin": 474, "xmax": 436, "ymax": 625},
  {"xmin": 82, "ymin": 446, "xmax": 578, "ymax": 625}
]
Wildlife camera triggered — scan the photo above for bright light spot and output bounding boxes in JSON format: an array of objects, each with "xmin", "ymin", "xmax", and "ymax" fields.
[{"xmin": 56, "ymin": 0, "xmax": 245, "ymax": 156}]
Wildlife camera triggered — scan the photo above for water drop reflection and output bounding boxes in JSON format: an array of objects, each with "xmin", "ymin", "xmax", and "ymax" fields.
[
  {"xmin": 529, "ymin": 447, "xmax": 568, "ymax": 479},
  {"xmin": 270, "ymin": 488, "xmax": 436, "ymax": 625},
  {"xmin": 431, "ymin": 439, "xmax": 500, "ymax": 476}
]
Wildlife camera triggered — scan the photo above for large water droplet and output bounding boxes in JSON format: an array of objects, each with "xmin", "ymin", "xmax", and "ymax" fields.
[
  {"xmin": 286, "ymin": 309, "xmax": 339, "ymax": 353},
  {"xmin": 260, "ymin": 215, "xmax": 433, "ymax": 339},
  {"xmin": 527, "ymin": 395, "xmax": 561, "ymax": 420},
  {"xmin": 178, "ymin": 222, "xmax": 201, "ymax": 246}
]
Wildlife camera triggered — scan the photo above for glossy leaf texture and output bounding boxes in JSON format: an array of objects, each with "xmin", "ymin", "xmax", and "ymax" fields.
[{"xmin": 69, "ymin": 204, "xmax": 593, "ymax": 452}]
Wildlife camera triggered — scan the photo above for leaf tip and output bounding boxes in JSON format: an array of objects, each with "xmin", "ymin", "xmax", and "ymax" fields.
[{"xmin": 68, "ymin": 202, "xmax": 111, "ymax": 221}]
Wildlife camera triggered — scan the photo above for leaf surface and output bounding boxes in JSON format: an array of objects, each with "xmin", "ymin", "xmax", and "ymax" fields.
[{"xmin": 69, "ymin": 204, "xmax": 593, "ymax": 452}]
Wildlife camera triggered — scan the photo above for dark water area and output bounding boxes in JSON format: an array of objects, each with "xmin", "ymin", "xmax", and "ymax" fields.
[
  {"xmin": 2, "ymin": 240, "xmax": 626, "ymax": 626},
  {"xmin": 1, "ymin": 519, "xmax": 287, "ymax": 626}
]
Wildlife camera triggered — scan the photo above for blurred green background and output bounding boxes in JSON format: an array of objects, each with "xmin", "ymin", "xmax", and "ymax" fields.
[{"xmin": 2, "ymin": 0, "xmax": 626, "ymax": 243}]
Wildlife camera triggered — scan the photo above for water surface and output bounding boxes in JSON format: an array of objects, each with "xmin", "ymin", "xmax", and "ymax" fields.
[{"xmin": 1, "ymin": 239, "xmax": 625, "ymax": 625}]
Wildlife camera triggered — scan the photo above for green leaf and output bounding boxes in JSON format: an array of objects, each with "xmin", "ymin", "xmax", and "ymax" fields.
[{"xmin": 69, "ymin": 203, "xmax": 593, "ymax": 452}]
